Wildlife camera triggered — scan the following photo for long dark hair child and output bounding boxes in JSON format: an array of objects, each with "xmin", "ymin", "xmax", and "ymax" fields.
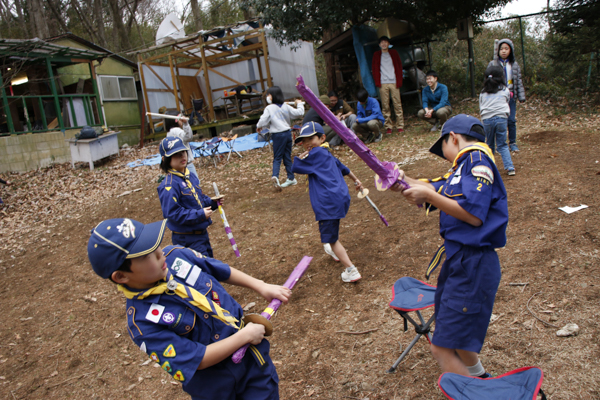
[
  {"xmin": 256, "ymin": 86, "xmax": 305, "ymax": 190},
  {"xmin": 479, "ymin": 65, "xmax": 515, "ymax": 175},
  {"xmin": 157, "ymin": 137, "xmax": 220, "ymax": 257}
]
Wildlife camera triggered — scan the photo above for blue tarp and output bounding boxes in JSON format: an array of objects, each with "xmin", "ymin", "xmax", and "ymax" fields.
[
  {"xmin": 352, "ymin": 25, "xmax": 380, "ymax": 98},
  {"xmin": 127, "ymin": 133, "xmax": 270, "ymax": 168}
]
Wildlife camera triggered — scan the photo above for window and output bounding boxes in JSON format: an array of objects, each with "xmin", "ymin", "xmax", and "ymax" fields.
[{"xmin": 98, "ymin": 76, "xmax": 137, "ymax": 101}]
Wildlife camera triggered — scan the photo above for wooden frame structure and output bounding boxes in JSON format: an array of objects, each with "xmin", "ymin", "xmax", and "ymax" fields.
[{"xmin": 133, "ymin": 19, "xmax": 273, "ymax": 134}]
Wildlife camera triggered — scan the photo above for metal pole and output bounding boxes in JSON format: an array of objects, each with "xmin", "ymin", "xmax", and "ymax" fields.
[
  {"xmin": 587, "ymin": 52, "xmax": 596, "ymax": 90},
  {"xmin": 519, "ymin": 17, "xmax": 526, "ymax": 77},
  {"xmin": 467, "ymin": 37, "xmax": 476, "ymax": 98}
]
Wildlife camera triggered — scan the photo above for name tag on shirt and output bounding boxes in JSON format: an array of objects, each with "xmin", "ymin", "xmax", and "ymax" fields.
[{"xmin": 186, "ymin": 265, "xmax": 202, "ymax": 286}]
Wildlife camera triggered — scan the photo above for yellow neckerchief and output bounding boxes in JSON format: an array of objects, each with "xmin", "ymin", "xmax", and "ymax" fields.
[
  {"xmin": 118, "ymin": 271, "xmax": 239, "ymax": 329},
  {"xmin": 168, "ymin": 168, "xmax": 204, "ymax": 207}
]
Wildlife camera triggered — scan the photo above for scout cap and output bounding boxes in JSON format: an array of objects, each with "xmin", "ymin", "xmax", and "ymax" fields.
[
  {"xmin": 429, "ymin": 114, "xmax": 485, "ymax": 159},
  {"xmin": 295, "ymin": 122, "xmax": 325, "ymax": 144},
  {"xmin": 87, "ymin": 218, "xmax": 167, "ymax": 279},
  {"xmin": 159, "ymin": 136, "xmax": 189, "ymax": 157}
]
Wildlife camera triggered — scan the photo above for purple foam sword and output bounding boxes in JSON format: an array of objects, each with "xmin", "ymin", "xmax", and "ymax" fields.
[
  {"xmin": 232, "ymin": 256, "xmax": 312, "ymax": 364},
  {"xmin": 295, "ymin": 75, "xmax": 418, "ymax": 201},
  {"xmin": 213, "ymin": 182, "xmax": 240, "ymax": 257}
]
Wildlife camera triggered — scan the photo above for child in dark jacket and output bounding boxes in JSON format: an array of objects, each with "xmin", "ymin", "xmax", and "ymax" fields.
[
  {"xmin": 487, "ymin": 38, "xmax": 526, "ymax": 152},
  {"xmin": 157, "ymin": 137, "xmax": 219, "ymax": 258},
  {"xmin": 291, "ymin": 122, "xmax": 364, "ymax": 283}
]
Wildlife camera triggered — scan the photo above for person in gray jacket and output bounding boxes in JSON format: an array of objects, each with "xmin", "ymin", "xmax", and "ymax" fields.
[{"xmin": 487, "ymin": 38, "xmax": 526, "ymax": 152}]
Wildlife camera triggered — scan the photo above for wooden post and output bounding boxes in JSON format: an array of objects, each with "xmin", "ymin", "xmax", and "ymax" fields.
[
  {"xmin": 255, "ymin": 49, "xmax": 265, "ymax": 92},
  {"xmin": 88, "ymin": 60, "xmax": 104, "ymax": 126},
  {"xmin": 0, "ymin": 69, "xmax": 15, "ymax": 133},
  {"xmin": 46, "ymin": 57, "xmax": 64, "ymax": 131},
  {"xmin": 259, "ymin": 21, "xmax": 273, "ymax": 87},
  {"xmin": 138, "ymin": 55, "xmax": 155, "ymax": 134},
  {"xmin": 169, "ymin": 55, "xmax": 180, "ymax": 112},
  {"xmin": 199, "ymin": 36, "xmax": 215, "ymax": 121}
]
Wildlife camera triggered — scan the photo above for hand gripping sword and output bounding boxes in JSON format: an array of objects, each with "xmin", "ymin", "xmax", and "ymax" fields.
[{"xmin": 232, "ymin": 256, "xmax": 312, "ymax": 363}]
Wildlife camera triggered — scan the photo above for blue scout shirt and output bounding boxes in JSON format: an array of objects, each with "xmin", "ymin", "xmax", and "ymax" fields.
[
  {"xmin": 291, "ymin": 146, "xmax": 351, "ymax": 221},
  {"xmin": 422, "ymin": 83, "xmax": 451, "ymax": 112},
  {"xmin": 124, "ymin": 246, "xmax": 251, "ymax": 394},
  {"xmin": 356, "ymin": 97, "xmax": 385, "ymax": 124},
  {"xmin": 157, "ymin": 170, "xmax": 218, "ymax": 233},
  {"xmin": 427, "ymin": 144, "xmax": 508, "ymax": 258}
]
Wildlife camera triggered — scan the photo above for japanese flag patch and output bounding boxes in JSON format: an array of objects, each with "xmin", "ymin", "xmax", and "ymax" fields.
[
  {"xmin": 146, "ymin": 303, "xmax": 165, "ymax": 323},
  {"xmin": 471, "ymin": 165, "xmax": 494, "ymax": 184},
  {"xmin": 171, "ymin": 257, "xmax": 193, "ymax": 279}
]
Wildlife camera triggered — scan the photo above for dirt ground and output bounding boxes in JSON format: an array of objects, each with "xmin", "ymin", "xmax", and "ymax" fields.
[{"xmin": 0, "ymin": 99, "xmax": 599, "ymax": 400}]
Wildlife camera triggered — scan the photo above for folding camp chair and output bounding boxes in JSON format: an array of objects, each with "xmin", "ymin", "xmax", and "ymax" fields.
[
  {"xmin": 221, "ymin": 134, "xmax": 242, "ymax": 161},
  {"xmin": 438, "ymin": 366, "xmax": 546, "ymax": 400},
  {"xmin": 196, "ymin": 137, "xmax": 223, "ymax": 167},
  {"xmin": 386, "ymin": 276, "xmax": 437, "ymax": 373}
]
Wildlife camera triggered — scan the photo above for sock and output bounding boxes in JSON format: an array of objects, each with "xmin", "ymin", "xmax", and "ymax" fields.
[
  {"xmin": 466, "ymin": 360, "xmax": 485, "ymax": 377},
  {"xmin": 346, "ymin": 265, "xmax": 355, "ymax": 273}
]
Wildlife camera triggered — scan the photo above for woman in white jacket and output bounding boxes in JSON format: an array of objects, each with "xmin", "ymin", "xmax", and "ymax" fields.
[{"xmin": 257, "ymin": 86, "xmax": 304, "ymax": 189}]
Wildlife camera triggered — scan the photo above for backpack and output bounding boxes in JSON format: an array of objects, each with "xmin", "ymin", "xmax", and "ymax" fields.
[{"xmin": 76, "ymin": 126, "xmax": 98, "ymax": 140}]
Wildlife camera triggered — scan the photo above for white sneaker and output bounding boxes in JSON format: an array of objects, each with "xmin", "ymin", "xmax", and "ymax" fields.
[
  {"xmin": 323, "ymin": 243, "xmax": 340, "ymax": 261},
  {"xmin": 280, "ymin": 178, "xmax": 297, "ymax": 188},
  {"xmin": 341, "ymin": 266, "xmax": 361, "ymax": 282},
  {"xmin": 271, "ymin": 176, "xmax": 282, "ymax": 191}
]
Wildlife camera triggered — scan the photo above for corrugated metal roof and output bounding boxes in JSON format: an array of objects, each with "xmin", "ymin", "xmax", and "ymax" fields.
[{"xmin": 0, "ymin": 38, "xmax": 106, "ymax": 61}]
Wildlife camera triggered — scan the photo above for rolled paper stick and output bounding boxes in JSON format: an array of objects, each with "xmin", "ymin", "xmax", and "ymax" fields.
[
  {"xmin": 213, "ymin": 182, "xmax": 241, "ymax": 257},
  {"xmin": 295, "ymin": 75, "xmax": 421, "ymax": 207},
  {"xmin": 146, "ymin": 112, "xmax": 188, "ymax": 121},
  {"xmin": 364, "ymin": 192, "xmax": 389, "ymax": 227},
  {"xmin": 232, "ymin": 256, "xmax": 313, "ymax": 364}
]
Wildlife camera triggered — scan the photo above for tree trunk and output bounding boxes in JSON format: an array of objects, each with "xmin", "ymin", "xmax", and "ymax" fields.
[
  {"xmin": 94, "ymin": 0, "xmax": 107, "ymax": 47},
  {"xmin": 190, "ymin": 0, "xmax": 203, "ymax": 31},
  {"xmin": 45, "ymin": 0, "xmax": 69, "ymax": 34},
  {"xmin": 107, "ymin": 0, "xmax": 131, "ymax": 52}
]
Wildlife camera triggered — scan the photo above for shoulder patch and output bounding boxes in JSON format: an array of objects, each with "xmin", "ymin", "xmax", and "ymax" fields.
[
  {"xmin": 171, "ymin": 257, "xmax": 193, "ymax": 279},
  {"xmin": 471, "ymin": 165, "xmax": 494, "ymax": 184}
]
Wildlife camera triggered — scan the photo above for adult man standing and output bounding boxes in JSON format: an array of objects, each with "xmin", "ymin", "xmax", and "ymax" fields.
[
  {"xmin": 372, "ymin": 36, "xmax": 404, "ymax": 134},
  {"xmin": 418, "ymin": 71, "xmax": 452, "ymax": 131}
]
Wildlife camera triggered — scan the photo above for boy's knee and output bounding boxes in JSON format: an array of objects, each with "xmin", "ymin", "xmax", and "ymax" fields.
[{"xmin": 430, "ymin": 343, "xmax": 451, "ymax": 361}]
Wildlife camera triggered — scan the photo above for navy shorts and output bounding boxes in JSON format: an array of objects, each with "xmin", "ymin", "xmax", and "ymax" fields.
[
  {"xmin": 172, "ymin": 232, "xmax": 214, "ymax": 258},
  {"xmin": 318, "ymin": 219, "xmax": 340, "ymax": 244},
  {"xmin": 432, "ymin": 245, "xmax": 501, "ymax": 353}
]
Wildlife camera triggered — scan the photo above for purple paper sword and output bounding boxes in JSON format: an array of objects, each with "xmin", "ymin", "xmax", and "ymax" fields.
[
  {"xmin": 295, "ymin": 75, "xmax": 418, "ymax": 205},
  {"xmin": 232, "ymin": 256, "xmax": 312, "ymax": 364},
  {"xmin": 212, "ymin": 182, "xmax": 240, "ymax": 257}
]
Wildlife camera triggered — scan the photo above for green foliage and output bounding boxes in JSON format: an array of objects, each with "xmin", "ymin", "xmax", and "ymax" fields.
[{"xmin": 240, "ymin": 0, "xmax": 510, "ymax": 45}]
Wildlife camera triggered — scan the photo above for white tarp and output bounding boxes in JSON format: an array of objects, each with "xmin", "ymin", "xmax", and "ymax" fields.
[{"xmin": 139, "ymin": 30, "xmax": 319, "ymax": 116}]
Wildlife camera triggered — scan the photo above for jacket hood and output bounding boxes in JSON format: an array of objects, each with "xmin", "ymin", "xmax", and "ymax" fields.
[{"xmin": 493, "ymin": 38, "xmax": 515, "ymax": 63}]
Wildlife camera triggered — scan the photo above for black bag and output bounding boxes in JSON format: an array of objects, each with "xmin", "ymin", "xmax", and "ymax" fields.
[{"xmin": 76, "ymin": 126, "xmax": 98, "ymax": 140}]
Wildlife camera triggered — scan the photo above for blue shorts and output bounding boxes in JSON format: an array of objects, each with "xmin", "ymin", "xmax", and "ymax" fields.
[
  {"xmin": 172, "ymin": 231, "xmax": 214, "ymax": 258},
  {"xmin": 186, "ymin": 339, "xmax": 279, "ymax": 400},
  {"xmin": 318, "ymin": 219, "xmax": 340, "ymax": 244},
  {"xmin": 432, "ymin": 245, "xmax": 501, "ymax": 353}
]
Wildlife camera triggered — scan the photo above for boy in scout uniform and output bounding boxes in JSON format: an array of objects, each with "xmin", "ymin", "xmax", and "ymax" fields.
[
  {"xmin": 87, "ymin": 218, "xmax": 291, "ymax": 399},
  {"xmin": 392, "ymin": 114, "xmax": 508, "ymax": 378}
]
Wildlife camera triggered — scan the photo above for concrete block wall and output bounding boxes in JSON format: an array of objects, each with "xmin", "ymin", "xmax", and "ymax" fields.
[{"xmin": 0, "ymin": 129, "xmax": 79, "ymax": 173}]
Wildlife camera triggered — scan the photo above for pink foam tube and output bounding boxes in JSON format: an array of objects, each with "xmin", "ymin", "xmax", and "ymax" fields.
[
  {"xmin": 295, "ymin": 75, "xmax": 421, "ymax": 207},
  {"xmin": 232, "ymin": 256, "xmax": 313, "ymax": 363}
]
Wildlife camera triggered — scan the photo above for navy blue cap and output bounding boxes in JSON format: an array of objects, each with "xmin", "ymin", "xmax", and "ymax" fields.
[
  {"xmin": 429, "ymin": 114, "xmax": 485, "ymax": 159},
  {"xmin": 159, "ymin": 137, "xmax": 189, "ymax": 157},
  {"xmin": 87, "ymin": 218, "xmax": 167, "ymax": 279},
  {"xmin": 294, "ymin": 122, "xmax": 325, "ymax": 144}
]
